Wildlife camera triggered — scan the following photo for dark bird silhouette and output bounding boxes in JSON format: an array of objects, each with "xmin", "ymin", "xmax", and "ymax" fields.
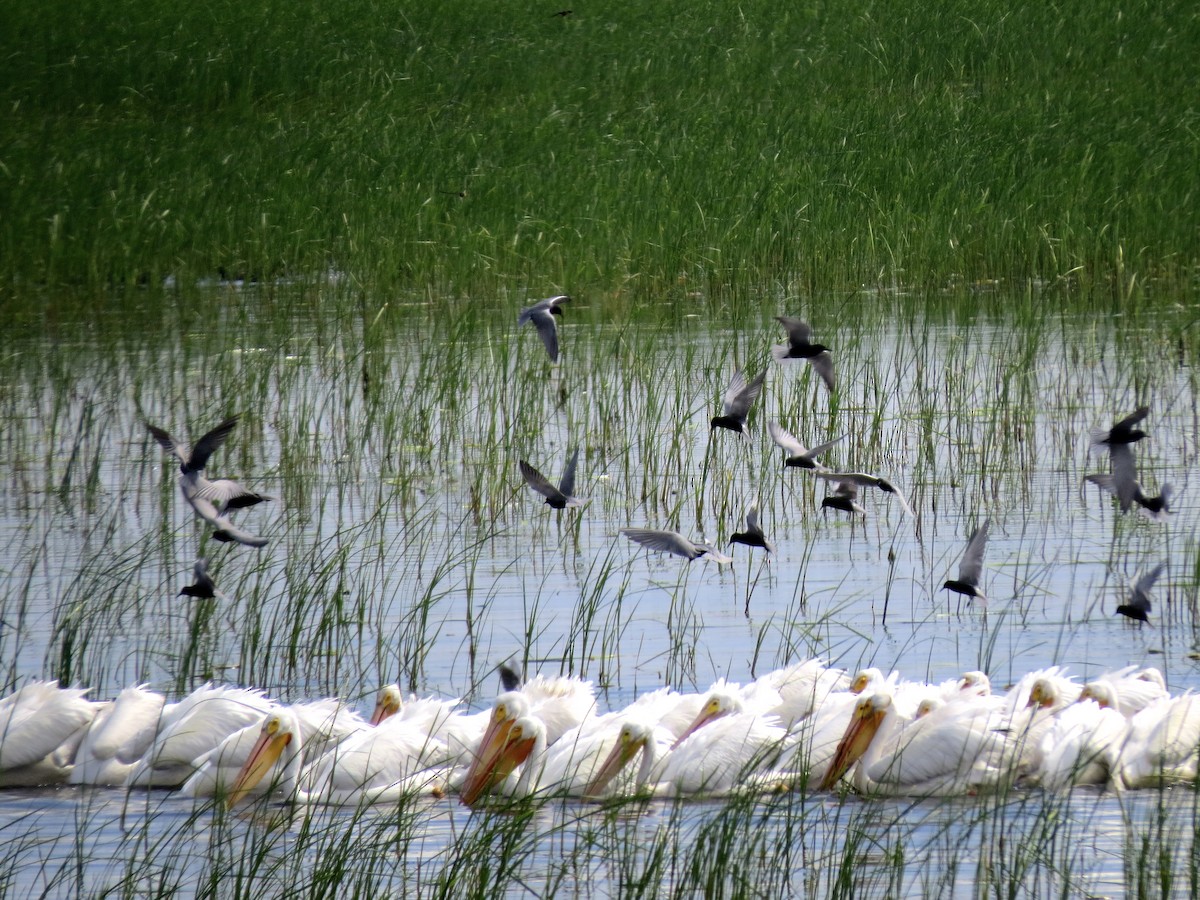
[
  {"xmin": 1090, "ymin": 406, "xmax": 1150, "ymax": 452},
  {"xmin": 772, "ymin": 317, "xmax": 834, "ymax": 392},
  {"xmin": 820, "ymin": 479, "xmax": 866, "ymax": 516},
  {"xmin": 729, "ymin": 504, "xmax": 775, "ymax": 553},
  {"xmin": 815, "ymin": 471, "xmax": 914, "ymax": 517},
  {"xmin": 622, "ymin": 528, "xmax": 733, "ymax": 563},
  {"xmin": 517, "ymin": 295, "xmax": 570, "ymax": 362},
  {"xmin": 942, "ymin": 520, "xmax": 990, "ymax": 605},
  {"xmin": 179, "ymin": 558, "xmax": 222, "ymax": 600},
  {"xmin": 710, "ymin": 369, "xmax": 767, "ymax": 434},
  {"xmin": 498, "ymin": 661, "xmax": 523, "ymax": 692},
  {"xmin": 1116, "ymin": 563, "xmax": 1165, "ymax": 623},
  {"xmin": 519, "ymin": 447, "xmax": 583, "ymax": 509},
  {"xmin": 1085, "ymin": 443, "xmax": 1171, "ymax": 520},
  {"xmin": 767, "ymin": 421, "xmax": 843, "ymax": 471}
]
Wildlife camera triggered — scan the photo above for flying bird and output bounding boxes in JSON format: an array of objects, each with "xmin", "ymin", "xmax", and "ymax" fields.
[
  {"xmin": 179, "ymin": 558, "xmax": 224, "ymax": 600},
  {"xmin": 942, "ymin": 520, "xmax": 990, "ymax": 606},
  {"xmin": 772, "ymin": 317, "xmax": 834, "ymax": 392},
  {"xmin": 1116, "ymin": 562, "xmax": 1165, "ymax": 623},
  {"xmin": 517, "ymin": 295, "xmax": 570, "ymax": 362},
  {"xmin": 1090, "ymin": 406, "xmax": 1150, "ymax": 452},
  {"xmin": 729, "ymin": 504, "xmax": 775, "ymax": 554},
  {"xmin": 519, "ymin": 447, "xmax": 583, "ymax": 509},
  {"xmin": 710, "ymin": 369, "xmax": 767, "ymax": 434},
  {"xmin": 1085, "ymin": 446, "xmax": 1171, "ymax": 522},
  {"xmin": 147, "ymin": 415, "xmax": 271, "ymax": 515},
  {"xmin": 767, "ymin": 421, "xmax": 843, "ymax": 471},
  {"xmin": 815, "ymin": 471, "xmax": 914, "ymax": 517},
  {"xmin": 820, "ymin": 479, "xmax": 866, "ymax": 516},
  {"xmin": 622, "ymin": 528, "xmax": 733, "ymax": 564}
]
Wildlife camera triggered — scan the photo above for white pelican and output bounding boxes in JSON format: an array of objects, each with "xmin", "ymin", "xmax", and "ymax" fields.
[
  {"xmin": 820, "ymin": 690, "xmax": 1010, "ymax": 796},
  {"xmin": 1036, "ymin": 699, "xmax": 1127, "ymax": 791},
  {"xmin": 228, "ymin": 706, "xmax": 452, "ymax": 807},
  {"xmin": 584, "ymin": 709, "xmax": 792, "ymax": 799},
  {"xmin": 181, "ymin": 699, "xmax": 365, "ymax": 798},
  {"xmin": 368, "ymin": 685, "xmax": 489, "ymax": 767},
  {"xmin": 69, "ymin": 684, "xmax": 166, "ymax": 786},
  {"xmin": 0, "ymin": 681, "xmax": 97, "ymax": 786},
  {"xmin": 1078, "ymin": 666, "xmax": 1168, "ymax": 718},
  {"xmin": 1110, "ymin": 693, "xmax": 1200, "ymax": 790},
  {"xmin": 125, "ymin": 684, "xmax": 276, "ymax": 787},
  {"xmin": 751, "ymin": 659, "xmax": 850, "ymax": 730}
]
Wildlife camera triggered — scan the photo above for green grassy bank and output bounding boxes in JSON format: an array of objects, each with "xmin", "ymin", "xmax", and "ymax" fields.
[{"xmin": 1, "ymin": 0, "xmax": 1196, "ymax": 304}]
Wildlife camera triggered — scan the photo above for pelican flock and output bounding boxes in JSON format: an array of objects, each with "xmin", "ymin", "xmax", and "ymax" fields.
[{"xmin": 3, "ymin": 661, "xmax": 1199, "ymax": 803}]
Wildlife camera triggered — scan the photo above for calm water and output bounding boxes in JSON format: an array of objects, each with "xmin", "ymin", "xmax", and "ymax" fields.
[{"xmin": 1, "ymin": 286, "xmax": 1198, "ymax": 896}]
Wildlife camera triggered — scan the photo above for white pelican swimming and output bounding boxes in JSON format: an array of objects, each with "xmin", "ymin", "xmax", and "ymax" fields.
[
  {"xmin": 1110, "ymin": 692, "xmax": 1200, "ymax": 790},
  {"xmin": 0, "ymin": 681, "xmax": 97, "ymax": 786},
  {"xmin": 820, "ymin": 689, "xmax": 1010, "ymax": 796},
  {"xmin": 368, "ymin": 684, "xmax": 490, "ymax": 768},
  {"xmin": 1036, "ymin": 699, "xmax": 1127, "ymax": 791},
  {"xmin": 227, "ymin": 704, "xmax": 451, "ymax": 807},
  {"xmin": 181, "ymin": 699, "xmax": 365, "ymax": 798},
  {"xmin": 583, "ymin": 708, "xmax": 792, "ymax": 799},
  {"xmin": 1079, "ymin": 666, "xmax": 1168, "ymax": 718},
  {"xmin": 125, "ymin": 684, "xmax": 277, "ymax": 788},
  {"xmin": 69, "ymin": 684, "xmax": 167, "ymax": 786}
]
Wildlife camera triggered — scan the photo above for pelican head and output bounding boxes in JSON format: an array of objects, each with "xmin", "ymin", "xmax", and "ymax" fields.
[
  {"xmin": 458, "ymin": 715, "xmax": 543, "ymax": 806},
  {"xmin": 1026, "ymin": 679, "xmax": 1058, "ymax": 709},
  {"xmin": 370, "ymin": 684, "xmax": 403, "ymax": 726},
  {"xmin": 227, "ymin": 713, "xmax": 296, "ymax": 809},
  {"xmin": 672, "ymin": 692, "xmax": 742, "ymax": 750},
  {"xmin": 850, "ymin": 668, "xmax": 884, "ymax": 695},
  {"xmin": 585, "ymin": 721, "xmax": 652, "ymax": 799},
  {"xmin": 457, "ymin": 694, "xmax": 531, "ymax": 805},
  {"xmin": 820, "ymin": 692, "xmax": 892, "ymax": 790},
  {"xmin": 915, "ymin": 697, "xmax": 943, "ymax": 719},
  {"xmin": 960, "ymin": 671, "xmax": 991, "ymax": 696},
  {"xmin": 1078, "ymin": 682, "xmax": 1115, "ymax": 709}
]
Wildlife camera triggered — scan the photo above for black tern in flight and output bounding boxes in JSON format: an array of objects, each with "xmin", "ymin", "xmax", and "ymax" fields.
[
  {"xmin": 767, "ymin": 421, "xmax": 843, "ymax": 471},
  {"xmin": 621, "ymin": 528, "xmax": 733, "ymax": 563},
  {"xmin": 729, "ymin": 504, "xmax": 775, "ymax": 553},
  {"xmin": 1090, "ymin": 406, "xmax": 1150, "ymax": 452},
  {"xmin": 147, "ymin": 415, "xmax": 271, "ymax": 516},
  {"xmin": 180, "ymin": 558, "xmax": 225, "ymax": 600},
  {"xmin": 519, "ymin": 447, "xmax": 583, "ymax": 509},
  {"xmin": 815, "ymin": 471, "xmax": 914, "ymax": 516},
  {"xmin": 820, "ymin": 479, "xmax": 866, "ymax": 516},
  {"xmin": 1116, "ymin": 562, "xmax": 1165, "ymax": 623},
  {"xmin": 772, "ymin": 317, "xmax": 834, "ymax": 392},
  {"xmin": 942, "ymin": 519, "xmax": 990, "ymax": 604},
  {"xmin": 518, "ymin": 295, "xmax": 570, "ymax": 362},
  {"xmin": 710, "ymin": 369, "xmax": 767, "ymax": 434}
]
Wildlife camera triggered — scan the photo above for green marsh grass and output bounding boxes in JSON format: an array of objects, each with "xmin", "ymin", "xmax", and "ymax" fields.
[{"xmin": 2, "ymin": 0, "xmax": 1196, "ymax": 303}]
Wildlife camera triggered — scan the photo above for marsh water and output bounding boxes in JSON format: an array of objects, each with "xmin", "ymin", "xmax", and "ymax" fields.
[{"xmin": 2, "ymin": 283, "xmax": 1199, "ymax": 897}]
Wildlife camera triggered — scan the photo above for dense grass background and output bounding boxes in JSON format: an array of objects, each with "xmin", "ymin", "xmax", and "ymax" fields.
[{"xmin": 1, "ymin": 0, "xmax": 1196, "ymax": 302}]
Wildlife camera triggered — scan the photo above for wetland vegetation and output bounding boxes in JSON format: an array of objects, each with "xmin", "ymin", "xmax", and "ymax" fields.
[{"xmin": 1, "ymin": 0, "xmax": 1199, "ymax": 896}]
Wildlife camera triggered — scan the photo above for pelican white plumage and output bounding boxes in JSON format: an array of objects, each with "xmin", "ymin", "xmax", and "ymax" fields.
[
  {"xmin": 368, "ymin": 685, "xmax": 489, "ymax": 770},
  {"xmin": 181, "ymin": 699, "xmax": 365, "ymax": 798},
  {"xmin": 125, "ymin": 684, "xmax": 277, "ymax": 788},
  {"xmin": 0, "ymin": 681, "xmax": 97, "ymax": 786},
  {"xmin": 69, "ymin": 684, "xmax": 166, "ymax": 786},
  {"xmin": 1036, "ymin": 699, "xmax": 1127, "ymax": 791},
  {"xmin": 584, "ymin": 709, "xmax": 792, "ymax": 799},
  {"xmin": 1110, "ymin": 693, "xmax": 1200, "ymax": 790},
  {"xmin": 820, "ymin": 689, "xmax": 1010, "ymax": 796},
  {"xmin": 749, "ymin": 659, "xmax": 850, "ymax": 731},
  {"xmin": 1078, "ymin": 666, "xmax": 1168, "ymax": 718},
  {"xmin": 228, "ymin": 704, "xmax": 454, "ymax": 807}
]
